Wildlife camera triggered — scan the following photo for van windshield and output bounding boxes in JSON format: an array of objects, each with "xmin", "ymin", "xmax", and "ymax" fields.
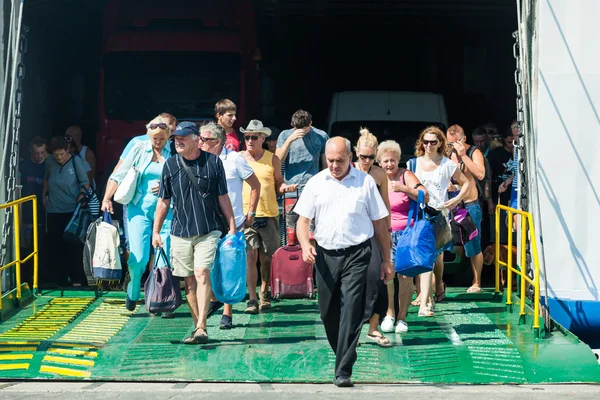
[
  {"xmin": 330, "ymin": 121, "xmax": 446, "ymax": 162},
  {"xmin": 103, "ymin": 51, "xmax": 241, "ymax": 120}
]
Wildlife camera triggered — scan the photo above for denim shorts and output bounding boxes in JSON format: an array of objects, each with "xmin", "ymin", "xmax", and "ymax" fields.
[
  {"xmin": 390, "ymin": 230, "xmax": 403, "ymax": 265},
  {"xmin": 464, "ymin": 202, "xmax": 483, "ymax": 258}
]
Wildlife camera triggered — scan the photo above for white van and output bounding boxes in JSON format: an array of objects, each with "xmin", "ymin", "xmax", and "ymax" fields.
[{"xmin": 327, "ymin": 91, "xmax": 448, "ymax": 161}]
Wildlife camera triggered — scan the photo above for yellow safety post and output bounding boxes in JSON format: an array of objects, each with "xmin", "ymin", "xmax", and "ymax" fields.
[
  {"xmin": 494, "ymin": 204, "xmax": 541, "ymax": 335},
  {"xmin": 0, "ymin": 195, "xmax": 39, "ymax": 312}
]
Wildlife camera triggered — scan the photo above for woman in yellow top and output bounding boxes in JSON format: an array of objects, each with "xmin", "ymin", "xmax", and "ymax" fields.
[{"xmin": 240, "ymin": 120, "xmax": 297, "ymax": 312}]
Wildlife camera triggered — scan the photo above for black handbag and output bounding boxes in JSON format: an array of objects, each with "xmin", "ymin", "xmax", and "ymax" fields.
[
  {"xmin": 450, "ymin": 208, "xmax": 479, "ymax": 245},
  {"xmin": 179, "ymin": 155, "xmax": 228, "ymax": 236},
  {"xmin": 423, "ymin": 206, "xmax": 452, "ymax": 251},
  {"xmin": 252, "ymin": 217, "xmax": 268, "ymax": 229},
  {"xmin": 63, "ymin": 202, "xmax": 93, "ymax": 244},
  {"xmin": 144, "ymin": 247, "xmax": 182, "ymax": 313}
]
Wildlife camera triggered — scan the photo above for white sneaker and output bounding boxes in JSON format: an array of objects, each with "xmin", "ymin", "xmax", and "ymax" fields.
[
  {"xmin": 381, "ymin": 316, "xmax": 395, "ymax": 333},
  {"xmin": 395, "ymin": 320, "xmax": 409, "ymax": 333}
]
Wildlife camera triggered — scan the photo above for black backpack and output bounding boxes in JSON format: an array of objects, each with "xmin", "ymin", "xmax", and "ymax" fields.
[{"xmin": 466, "ymin": 146, "xmax": 492, "ymax": 201}]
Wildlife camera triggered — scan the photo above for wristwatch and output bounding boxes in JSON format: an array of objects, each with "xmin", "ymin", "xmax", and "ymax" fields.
[{"xmin": 249, "ymin": 211, "xmax": 256, "ymax": 217}]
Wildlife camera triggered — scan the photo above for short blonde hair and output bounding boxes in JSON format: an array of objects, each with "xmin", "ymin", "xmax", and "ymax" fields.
[
  {"xmin": 354, "ymin": 127, "xmax": 378, "ymax": 153},
  {"xmin": 377, "ymin": 140, "xmax": 401, "ymax": 163},
  {"xmin": 146, "ymin": 115, "xmax": 172, "ymax": 137}
]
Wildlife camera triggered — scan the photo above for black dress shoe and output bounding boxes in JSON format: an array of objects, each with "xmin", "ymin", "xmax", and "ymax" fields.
[
  {"xmin": 333, "ymin": 376, "xmax": 353, "ymax": 387},
  {"xmin": 125, "ymin": 296, "xmax": 136, "ymax": 311},
  {"xmin": 207, "ymin": 301, "xmax": 223, "ymax": 318}
]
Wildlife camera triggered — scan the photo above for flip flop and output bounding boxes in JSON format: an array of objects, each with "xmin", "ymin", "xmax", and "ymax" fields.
[
  {"xmin": 467, "ymin": 286, "xmax": 482, "ymax": 294},
  {"xmin": 418, "ymin": 309, "xmax": 435, "ymax": 317},
  {"xmin": 434, "ymin": 283, "xmax": 447, "ymax": 303},
  {"xmin": 411, "ymin": 298, "xmax": 421, "ymax": 306},
  {"xmin": 366, "ymin": 333, "xmax": 392, "ymax": 348}
]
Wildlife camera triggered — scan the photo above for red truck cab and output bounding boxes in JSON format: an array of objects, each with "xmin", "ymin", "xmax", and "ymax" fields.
[{"xmin": 96, "ymin": 0, "xmax": 259, "ymax": 172}]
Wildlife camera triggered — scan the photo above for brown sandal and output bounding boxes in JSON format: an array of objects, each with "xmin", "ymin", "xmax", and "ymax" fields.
[{"xmin": 183, "ymin": 328, "xmax": 208, "ymax": 345}]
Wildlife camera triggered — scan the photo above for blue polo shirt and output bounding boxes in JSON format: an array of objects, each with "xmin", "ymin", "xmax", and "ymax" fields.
[{"xmin": 276, "ymin": 127, "xmax": 328, "ymax": 196}]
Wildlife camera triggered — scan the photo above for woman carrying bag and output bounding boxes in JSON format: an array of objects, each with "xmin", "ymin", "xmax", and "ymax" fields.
[
  {"xmin": 377, "ymin": 140, "xmax": 429, "ymax": 333},
  {"xmin": 102, "ymin": 115, "xmax": 174, "ymax": 312},
  {"xmin": 406, "ymin": 126, "xmax": 470, "ymax": 316},
  {"xmin": 43, "ymin": 136, "xmax": 92, "ymax": 286}
]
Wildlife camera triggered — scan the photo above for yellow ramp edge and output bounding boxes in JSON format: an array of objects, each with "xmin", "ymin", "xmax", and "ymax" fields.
[
  {"xmin": 0, "ymin": 354, "xmax": 33, "ymax": 360},
  {"xmin": 0, "ymin": 347, "xmax": 38, "ymax": 352},
  {"xmin": 40, "ymin": 365, "xmax": 91, "ymax": 378},
  {"xmin": 47, "ymin": 348, "xmax": 98, "ymax": 357},
  {"xmin": 0, "ymin": 341, "xmax": 41, "ymax": 345},
  {"xmin": 0, "ymin": 363, "xmax": 29, "ymax": 371},
  {"xmin": 51, "ymin": 342, "xmax": 100, "ymax": 349},
  {"xmin": 43, "ymin": 355, "xmax": 95, "ymax": 367}
]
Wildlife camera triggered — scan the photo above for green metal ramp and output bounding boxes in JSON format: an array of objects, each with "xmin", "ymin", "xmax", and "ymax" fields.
[{"xmin": 0, "ymin": 288, "xmax": 598, "ymax": 383}]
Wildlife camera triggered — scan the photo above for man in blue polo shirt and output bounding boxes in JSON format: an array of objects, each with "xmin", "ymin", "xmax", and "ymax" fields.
[
  {"xmin": 275, "ymin": 109, "xmax": 328, "ymax": 244},
  {"xmin": 153, "ymin": 121, "xmax": 236, "ymax": 345}
]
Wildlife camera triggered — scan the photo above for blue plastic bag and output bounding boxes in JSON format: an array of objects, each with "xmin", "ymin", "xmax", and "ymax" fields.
[
  {"xmin": 394, "ymin": 191, "xmax": 436, "ymax": 277},
  {"xmin": 211, "ymin": 232, "xmax": 247, "ymax": 304}
]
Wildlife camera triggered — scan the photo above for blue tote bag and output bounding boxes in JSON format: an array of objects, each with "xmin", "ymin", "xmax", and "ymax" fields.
[{"xmin": 394, "ymin": 190, "xmax": 436, "ymax": 277}]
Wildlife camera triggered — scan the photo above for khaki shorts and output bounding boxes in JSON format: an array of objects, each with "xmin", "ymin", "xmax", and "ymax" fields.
[
  {"xmin": 244, "ymin": 217, "xmax": 280, "ymax": 257},
  {"xmin": 171, "ymin": 231, "xmax": 221, "ymax": 277}
]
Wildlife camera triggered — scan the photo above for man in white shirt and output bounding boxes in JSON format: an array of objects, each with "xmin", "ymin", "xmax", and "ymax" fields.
[
  {"xmin": 294, "ymin": 136, "xmax": 393, "ymax": 388},
  {"xmin": 200, "ymin": 122, "xmax": 261, "ymax": 329}
]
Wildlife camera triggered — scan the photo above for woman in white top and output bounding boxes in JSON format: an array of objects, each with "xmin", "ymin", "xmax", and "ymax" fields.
[{"xmin": 410, "ymin": 126, "xmax": 470, "ymax": 316}]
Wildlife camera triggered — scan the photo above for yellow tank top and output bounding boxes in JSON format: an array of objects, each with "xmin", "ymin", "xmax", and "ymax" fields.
[{"xmin": 242, "ymin": 151, "xmax": 279, "ymax": 217}]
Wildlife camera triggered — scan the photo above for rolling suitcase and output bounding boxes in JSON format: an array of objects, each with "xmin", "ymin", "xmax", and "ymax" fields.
[{"xmin": 270, "ymin": 190, "xmax": 314, "ymax": 299}]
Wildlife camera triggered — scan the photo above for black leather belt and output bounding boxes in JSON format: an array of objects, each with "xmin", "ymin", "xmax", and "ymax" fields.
[
  {"xmin": 319, "ymin": 239, "xmax": 370, "ymax": 254},
  {"xmin": 463, "ymin": 200, "xmax": 479, "ymax": 207}
]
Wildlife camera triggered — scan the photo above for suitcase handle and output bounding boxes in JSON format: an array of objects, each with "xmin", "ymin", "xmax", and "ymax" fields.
[{"xmin": 289, "ymin": 254, "xmax": 299, "ymax": 260}]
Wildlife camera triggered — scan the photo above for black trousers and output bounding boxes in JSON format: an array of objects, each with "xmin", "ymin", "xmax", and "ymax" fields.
[
  {"xmin": 364, "ymin": 236, "xmax": 388, "ymax": 322},
  {"xmin": 46, "ymin": 212, "xmax": 85, "ymax": 286},
  {"xmin": 315, "ymin": 240, "xmax": 371, "ymax": 379}
]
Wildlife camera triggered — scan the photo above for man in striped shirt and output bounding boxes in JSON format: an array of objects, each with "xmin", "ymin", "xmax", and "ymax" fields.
[{"xmin": 153, "ymin": 121, "xmax": 236, "ymax": 345}]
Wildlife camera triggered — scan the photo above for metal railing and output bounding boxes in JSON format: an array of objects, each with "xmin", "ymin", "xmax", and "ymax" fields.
[
  {"xmin": 0, "ymin": 195, "xmax": 38, "ymax": 310},
  {"xmin": 494, "ymin": 204, "xmax": 541, "ymax": 335}
]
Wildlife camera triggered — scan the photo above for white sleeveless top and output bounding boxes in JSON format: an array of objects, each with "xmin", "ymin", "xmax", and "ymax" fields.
[{"xmin": 414, "ymin": 156, "xmax": 457, "ymax": 210}]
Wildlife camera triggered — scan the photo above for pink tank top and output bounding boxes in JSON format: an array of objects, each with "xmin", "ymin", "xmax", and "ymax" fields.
[{"xmin": 389, "ymin": 171, "xmax": 412, "ymax": 232}]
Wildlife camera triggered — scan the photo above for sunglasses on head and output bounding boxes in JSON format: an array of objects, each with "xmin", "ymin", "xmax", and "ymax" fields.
[
  {"xmin": 244, "ymin": 135, "xmax": 260, "ymax": 141},
  {"xmin": 199, "ymin": 136, "xmax": 218, "ymax": 143},
  {"xmin": 358, "ymin": 154, "xmax": 376, "ymax": 160},
  {"xmin": 147, "ymin": 123, "xmax": 168, "ymax": 130},
  {"xmin": 423, "ymin": 140, "xmax": 439, "ymax": 146}
]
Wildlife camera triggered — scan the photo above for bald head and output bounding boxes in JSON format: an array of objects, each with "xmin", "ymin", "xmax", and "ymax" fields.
[
  {"xmin": 325, "ymin": 136, "xmax": 352, "ymax": 180},
  {"xmin": 447, "ymin": 124, "xmax": 465, "ymax": 145},
  {"xmin": 447, "ymin": 124, "xmax": 464, "ymax": 137},
  {"xmin": 65, "ymin": 126, "xmax": 82, "ymax": 137},
  {"xmin": 65, "ymin": 126, "xmax": 83, "ymax": 147},
  {"xmin": 325, "ymin": 136, "xmax": 351, "ymax": 156}
]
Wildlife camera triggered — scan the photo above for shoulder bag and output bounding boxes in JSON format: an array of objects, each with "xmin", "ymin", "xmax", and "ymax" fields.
[
  {"xmin": 179, "ymin": 154, "xmax": 228, "ymax": 236},
  {"xmin": 394, "ymin": 190, "xmax": 436, "ymax": 277},
  {"xmin": 144, "ymin": 247, "xmax": 182, "ymax": 313}
]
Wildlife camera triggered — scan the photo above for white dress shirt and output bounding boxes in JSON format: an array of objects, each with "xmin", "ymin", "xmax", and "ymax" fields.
[{"xmin": 294, "ymin": 166, "xmax": 389, "ymax": 250}]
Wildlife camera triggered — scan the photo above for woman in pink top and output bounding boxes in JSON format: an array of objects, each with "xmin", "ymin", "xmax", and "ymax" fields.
[{"xmin": 377, "ymin": 140, "xmax": 428, "ymax": 334}]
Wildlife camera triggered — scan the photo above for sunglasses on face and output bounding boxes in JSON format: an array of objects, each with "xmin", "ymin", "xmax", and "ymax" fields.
[
  {"xmin": 147, "ymin": 123, "xmax": 168, "ymax": 130},
  {"xmin": 358, "ymin": 154, "xmax": 376, "ymax": 160},
  {"xmin": 423, "ymin": 140, "xmax": 439, "ymax": 146},
  {"xmin": 199, "ymin": 136, "xmax": 218, "ymax": 143},
  {"xmin": 244, "ymin": 135, "xmax": 260, "ymax": 141}
]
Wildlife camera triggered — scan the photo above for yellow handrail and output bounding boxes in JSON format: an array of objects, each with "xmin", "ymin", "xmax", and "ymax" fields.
[
  {"xmin": 0, "ymin": 195, "xmax": 39, "ymax": 310},
  {"xmin": 494, "ymin": 204, "xmax": 540, "ymax": 332}
]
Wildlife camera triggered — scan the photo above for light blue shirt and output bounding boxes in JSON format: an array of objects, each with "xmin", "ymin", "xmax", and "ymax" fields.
[
  {"xmin": 276, "ymin": 127, "xmax": 328, "ymax": 196},
  {"xmin": 120, "ymin": 134, "xmax": 149, "ymax": 160},
  {"xmin": 110, "ymin": 140, "xmax": 172, "ymax": 207}
]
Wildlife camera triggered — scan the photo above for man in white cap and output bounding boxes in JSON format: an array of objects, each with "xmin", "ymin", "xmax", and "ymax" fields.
[{"xmin": 240, "ymin": 120, "xmax": 297, "ymax": 313}]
